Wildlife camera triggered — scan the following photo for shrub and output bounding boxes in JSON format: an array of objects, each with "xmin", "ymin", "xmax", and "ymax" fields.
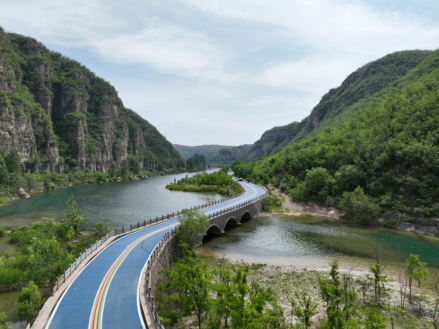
[
  {"xmin": 73, "ymin": 180, "xmax": 81, "ymax": 185},
  {"xmin": 262, "ymin": 194, "xmax": 284, "ymax": 209},
  {"xmin": 9, "ymin": 229, "xmax": 25, "ymax": 243},
  {"xmin": 335, "ymin": 165, "xmax": 365, "ymax": 193},
  {"xmin": 95, "ymin": 172, "xmax": 107, "ymax": 182},
  {"xmin": 339, "ymin": 186, "xmax": 380, "ymax": 226},
  {"xmin": 0, "ymin": 226, "xmax": 6, "ymax": 237}
]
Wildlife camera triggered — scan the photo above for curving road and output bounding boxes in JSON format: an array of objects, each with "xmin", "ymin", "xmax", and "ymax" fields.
[{"xmin": 46, "ymin": 181, "xmax": 265, "ymax": 329}]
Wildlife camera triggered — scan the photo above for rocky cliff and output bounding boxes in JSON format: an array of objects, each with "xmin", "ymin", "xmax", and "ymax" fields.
[
  {"xmin": 0, "ymin": 28, "xmax": 184, "ymax": 172},
  {"xmin": 247, "ymin": 50, "xmax": 433, "ymax": 159},
  {"xmin": 217, "ymin": 144, "xmax": 252, "ymax": 163}
]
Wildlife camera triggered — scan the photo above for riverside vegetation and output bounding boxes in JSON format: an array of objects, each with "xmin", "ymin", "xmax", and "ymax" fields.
[
  {"xmin": 231, "ymin": 49, "xmax": 439, "ymax": 227},
  {"xmin": 166, "ymin": 167, "xmax": 243, "ymax": 197},
  {"xmin": 0, "ymin": 148, "xmax": 184, "ymax": 206},
  {"xmin": 0, "ymin": 198, "xmax": 111, "ymax": 326},
  {"xmin": 156, "ymin": 212, "xmax": 439, "ymax": 328}
]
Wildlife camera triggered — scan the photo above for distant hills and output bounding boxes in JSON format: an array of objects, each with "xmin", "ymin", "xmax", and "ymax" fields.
[{"xmin": 173, "ymin": 144, "xmax": 236, "ymax": 159}]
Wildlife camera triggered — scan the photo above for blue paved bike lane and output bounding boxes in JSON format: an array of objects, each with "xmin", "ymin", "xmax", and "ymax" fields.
[{"xmin": 47, "ymin": 181, "xmax": 265, "ymax": 329}]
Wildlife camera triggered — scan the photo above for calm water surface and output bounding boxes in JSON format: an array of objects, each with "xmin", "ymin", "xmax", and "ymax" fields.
[
  {"xmin": 199, "ymin": 215, "xmax": 439, "ymax": 270},
  {"xmin": 0, "ymin": 171, "xmax": 221, "ymax": 230}
]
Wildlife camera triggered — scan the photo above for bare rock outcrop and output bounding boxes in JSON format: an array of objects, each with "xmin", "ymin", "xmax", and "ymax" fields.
[{"xmin": 16, "ymin": 187, "xmax": 30, "ymax": 199}]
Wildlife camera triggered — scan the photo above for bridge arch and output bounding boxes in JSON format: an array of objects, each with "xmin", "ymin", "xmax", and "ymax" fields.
[
  {"xmin": 240, "ymin": 210, "xmax": 252, "ymax": 221},
  {"xmin": 205, "ymin": 224, "xmax": 223, "ymax": 235},
  {"xmin": 225, "ymin": 217, "xmax": 240, "ymax": 228}
]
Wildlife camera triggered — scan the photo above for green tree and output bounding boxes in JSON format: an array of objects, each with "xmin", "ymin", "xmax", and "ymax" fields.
[
  {"xmin": 108, "ymin": 161, "xmax": 117, "ymax": 178},
  {"xmin": 160, "ymin": 249, "xmax": 211, "ymax": 329},
  {"xmin": 405, "ymin": 254, "xmax": 429, "ymax": 302},
  {"xmin": 334, "ymin": 165, "xmax": 365, "ymax": 193},
  {"xmin": 0, "ymin": 153, "xmax": 9, "ymax": 185},
  {"xmin": 367, "ymin": 263, "xmax": 388, "ymax": 303},
  {"xmin": 304, "ymin": 167, "xmax": 330, "ymax": 194},
  {"xmin": 60, "ymin": 197, "xmax": 88, "ymax": 239},
  {"xmin": 15, "ymin": 281, "xmax": 41, "ymax": 325},
  {"xmin": 175, "ymin": 208, "xmax": 208, "ymax": 252},
  {"xmin": 133, "ymin": 161, "xmax": 140, "ymax": 175},
  {"xmin": 293, "ymin": 291, "xmax": 318, "ymax": 328},
  {"xmin": 339, "ymin": 186, "xmax": 380, "ymax": 225},
  {"xmin": 363, "ymin": 306, "xmax": 387, "ymax": 329},
  {"xmin": 318, "ymin": 261, "xmax": 345, "ymax": 329},
  {"xmin": 23, "ymin": 173, "xmax": 38, "ymax": 191},
  {"xmin": 220, "ymin": 165, "xmax": 229, "ymax": 174},
  {"xmin": 4, "ymin": 149, "xmax": 21, "ymax": 174},
  {"xmin": 211, "ymin": 263, "xmax": 235, "ymax": 328},
  {"xmin": 0, "ymin": 311, "xmax": 11, "ymax": 329},
  {"xmin": 120, "ymin": 159, "xmax": 128, "ymax": 177},
  {"xmin": 96, "ymin": 221, "xmax": 110, "ymax": 238}
]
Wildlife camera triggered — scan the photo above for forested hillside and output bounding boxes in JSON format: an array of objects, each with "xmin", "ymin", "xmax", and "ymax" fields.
[
  {"xmin": 186, "ymin": 154, "xmax": 208, "ymax": 172},
  {"xmin": 0, "ymin": 28, "xmax": 184, "ymax": 173},
  {"xmin": 247, "ymin": 50, "xmax": 433, "ymax": 158},
  {"xmin": 233, "ymin": 49, "xmax": 439, "ymax": 222}
]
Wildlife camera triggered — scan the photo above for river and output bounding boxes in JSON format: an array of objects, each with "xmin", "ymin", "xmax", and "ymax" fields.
[
  {"xmin": 0, "ymin": 171, "xmax": 222, "ymax": 230},
  {"xmin": 199, "ymin": 214, "xmax": 439, "ymax": 272},
  {"xmin": 1, "ymin": 173, "xmax": 439, "ymax": 326}
]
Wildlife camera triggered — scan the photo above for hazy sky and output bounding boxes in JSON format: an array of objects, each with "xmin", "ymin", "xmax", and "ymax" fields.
[{"xmin": 1, "ymin": 0, "xmax": 438, "ymax": 145}]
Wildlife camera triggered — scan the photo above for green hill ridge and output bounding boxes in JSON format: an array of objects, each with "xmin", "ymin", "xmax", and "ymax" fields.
[
  {"xmin": 233, "ymin": 48, "xmax": 439, "ymax": 220},
  {"xmin": 247, "ymin": 50, "xmax": 433, "ymax": 159}
]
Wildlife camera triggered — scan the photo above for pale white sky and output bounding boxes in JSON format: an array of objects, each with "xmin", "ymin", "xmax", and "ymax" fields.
[{"xmin": 1, "ymin": 0, "xmax": 438, "ymax": 145}]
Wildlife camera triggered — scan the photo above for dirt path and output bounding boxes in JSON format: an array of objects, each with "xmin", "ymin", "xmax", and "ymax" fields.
[{"xmin": 264, "ymin": 186, "xmax": 343, "ymax": 219}]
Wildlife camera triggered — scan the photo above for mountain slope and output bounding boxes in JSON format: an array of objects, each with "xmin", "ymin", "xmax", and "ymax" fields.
[
  {"xmin": 0, "ymin": 28, "xmax": 184, "ymax": 172},
  {"xmin": 233, "ymin": 49, "xmax": 439, "ymax": 216},
  {"xmin": 247, "ymin": 50, "xmax": 433, "ymax": 159},
  {"xmin": 173, "ymin": 144, "xmax": 236, "ymax": 159}
]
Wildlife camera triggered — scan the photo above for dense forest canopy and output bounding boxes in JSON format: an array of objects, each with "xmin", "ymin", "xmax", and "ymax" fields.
[{"xmin": 186, "ymin": 154, "xmax": 208, "ymax": 172}]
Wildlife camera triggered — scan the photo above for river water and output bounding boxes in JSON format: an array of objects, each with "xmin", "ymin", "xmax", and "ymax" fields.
[
  {"xmin": 0, "ymin": 171, "xmax": 222, "ymax": 230},
  {"xmin": 1, "ymin": 172, "xmax": 439, "ymax": 326},
  {"xmin": 199, "ymin": 215, "xmax": 439, "ymax": 271}
]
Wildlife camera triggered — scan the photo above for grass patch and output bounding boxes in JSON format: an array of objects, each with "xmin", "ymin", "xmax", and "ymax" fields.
[{"xmin": 0, "ymin": 235, "xmax": 18, "ymax": 255}]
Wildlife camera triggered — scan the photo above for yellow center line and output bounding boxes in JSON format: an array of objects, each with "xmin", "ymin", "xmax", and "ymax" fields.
[{"xmin": 204, "ymin": 182, "xmax": 259, "ymax": 214}]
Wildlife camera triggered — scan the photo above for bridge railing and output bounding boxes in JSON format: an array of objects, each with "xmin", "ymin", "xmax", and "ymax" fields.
[{"xmin": 52, "ymin": 183, "xmax": 264, "ymax": 294}]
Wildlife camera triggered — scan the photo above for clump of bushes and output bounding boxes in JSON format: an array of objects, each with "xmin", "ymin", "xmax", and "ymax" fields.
[
  {"xmin": 0, "ymin": 226, "xmax": 6, "ymax": 237},
  {"xmin": 167, "ymin": 167, "xmax": 242, "ymax": 196}
]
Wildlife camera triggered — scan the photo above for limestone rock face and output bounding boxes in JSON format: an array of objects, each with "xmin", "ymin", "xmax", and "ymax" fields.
[
  {"xmin": 0, "ymin": 29, "xmax": 185, "ymax": 173},
  {"xmin": 218, "ymin": 146, "xmax": 248, "ymax": 162},
  {"xmin": 16, "ymin": 187, "xmax": 30, "ymax": 199}
]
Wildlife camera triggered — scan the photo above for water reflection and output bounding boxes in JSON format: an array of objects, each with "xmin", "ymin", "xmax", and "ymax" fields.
[{"xmin": 199, "ymin": 215, "xmax": 439, "ymax": 270}]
